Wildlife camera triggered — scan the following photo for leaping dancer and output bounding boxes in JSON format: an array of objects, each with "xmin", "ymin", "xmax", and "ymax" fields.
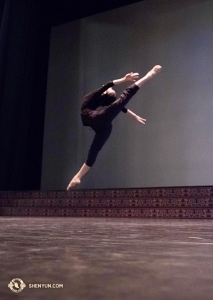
[{"xmin": 67, "ymin": 65, "xmax": 162, "ymax": 190}]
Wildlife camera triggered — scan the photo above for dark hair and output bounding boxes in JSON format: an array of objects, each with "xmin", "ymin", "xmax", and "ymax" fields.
[{"xmin": 100, "ymin": 93, "xmax": 117, "ymax": 106}]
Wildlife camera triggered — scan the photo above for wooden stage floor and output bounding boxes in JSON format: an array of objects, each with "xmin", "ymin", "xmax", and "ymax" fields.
[{"xmin": 1, "ymin": 217, "xmax": 213, "ymax": 300}]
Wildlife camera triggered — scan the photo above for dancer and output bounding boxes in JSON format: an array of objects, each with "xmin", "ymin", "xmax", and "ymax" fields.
[{"xmin": 67, "ymin": 65, "xmax": 162, "ymax": 190}]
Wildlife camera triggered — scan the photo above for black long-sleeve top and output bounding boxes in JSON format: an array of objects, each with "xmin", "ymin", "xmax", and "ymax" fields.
[
  {"xmin": 81, "ymin": 81, "xmax": 127, "ymax": 127},
  {"xmin": 81, "ymin": 81, "xmax": 127, "ymax": 113}
]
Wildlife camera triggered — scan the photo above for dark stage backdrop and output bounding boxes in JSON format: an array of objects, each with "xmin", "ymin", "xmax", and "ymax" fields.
[{"xmin": 42, "ymin": 0, "xmax": 213, "ymax": 190}]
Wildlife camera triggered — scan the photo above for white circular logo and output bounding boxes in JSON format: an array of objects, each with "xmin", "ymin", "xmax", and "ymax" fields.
[{"xmin": 8, "ymin": 278, "xmax": 26, "ymax": 293}]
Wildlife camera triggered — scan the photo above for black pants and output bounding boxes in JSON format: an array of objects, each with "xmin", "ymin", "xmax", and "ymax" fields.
[{"xmin": 84, "ymin": 83, "xmax": 139, "ymax": 167}]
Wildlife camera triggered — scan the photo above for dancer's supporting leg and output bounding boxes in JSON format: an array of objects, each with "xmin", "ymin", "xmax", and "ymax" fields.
[
  {"xmin": 67, "ymin": 163, "xmax": 91, "ymax": 189},
  {"xmin": 67, "ymin": 125, "xmax": 112, "ymax": 190}
]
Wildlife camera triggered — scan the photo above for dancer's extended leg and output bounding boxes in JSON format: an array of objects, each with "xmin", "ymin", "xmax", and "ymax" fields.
[
  {"xmin": 93, "ymin": 65, "xmax": 162, "ymax": 125},
  {"xmin": 135, "ymin": 65, "xmax": 162, "ymax": 88}
]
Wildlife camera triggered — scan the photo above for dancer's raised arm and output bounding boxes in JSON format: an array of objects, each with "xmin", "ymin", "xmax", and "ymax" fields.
[{"xmin": 113, "ymin": 72, "xmax": 139, "ymax": 85}]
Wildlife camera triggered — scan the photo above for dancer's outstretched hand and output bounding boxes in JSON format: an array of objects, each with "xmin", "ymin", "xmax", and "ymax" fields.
[
  {"xmin": 127, "ymin": 109, "xmax": 146, "ymax": 124},
  {"xmin": 134, "ymin": 115, "xmax": 146, "ymax": 124},
  {"xmin": 125, "ymin": 72, "xmax": 139, "ymax": 82}
]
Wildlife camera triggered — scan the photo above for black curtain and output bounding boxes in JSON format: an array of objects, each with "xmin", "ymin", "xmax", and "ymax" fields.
[{"xmin": 0, "ymin": 0, "xmax": 51, "ymax": 190}]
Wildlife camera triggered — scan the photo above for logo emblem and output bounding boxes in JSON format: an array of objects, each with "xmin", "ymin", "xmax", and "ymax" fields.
[{"xmin": 8, "ymin": 278, "xmax": 26, "ymax": 293}]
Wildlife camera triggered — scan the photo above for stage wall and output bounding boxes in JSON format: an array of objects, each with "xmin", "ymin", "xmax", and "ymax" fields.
[{"xmin": 42, "ymin": 0, "xmax": 213, "ymax": 190}]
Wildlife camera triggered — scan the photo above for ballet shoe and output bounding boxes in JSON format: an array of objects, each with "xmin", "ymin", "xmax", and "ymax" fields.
[
  {"xmin": 150, "ymin": 65, "xmax": 162, "ymax": 76},
  {"xmin": 66, "ymin": 178, "xmax": 81, "ymax": 190}
]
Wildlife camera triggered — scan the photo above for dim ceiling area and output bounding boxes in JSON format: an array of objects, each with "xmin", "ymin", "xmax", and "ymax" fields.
[{"xmin": 50, "ymin": 0, "xmax": 144, "ymax": 26}]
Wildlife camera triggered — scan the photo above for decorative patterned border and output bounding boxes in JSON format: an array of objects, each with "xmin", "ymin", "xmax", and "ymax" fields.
[
  {"xmin": 1, "ymin": 186, "xmax": 213, "ymax": 218},
  {"xmin": 1, "ymin": 186, "xmax": 213, "ymax": 199},
  {"xmin": 0, "ymin": 207, "xmax": 212, "ymax": 218},
  {"xmin": 0, "ymin": 198, "xmax": 213, "ymax": 208}
]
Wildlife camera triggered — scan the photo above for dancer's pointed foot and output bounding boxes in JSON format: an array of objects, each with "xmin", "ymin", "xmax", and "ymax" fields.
[
  {"xmin": 149, "ymin": 65, "xmax": 162, "ymax": 77},
  {"xmin": 67, "ymin": 178, "xmax": 81, "ymax": 190}
]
